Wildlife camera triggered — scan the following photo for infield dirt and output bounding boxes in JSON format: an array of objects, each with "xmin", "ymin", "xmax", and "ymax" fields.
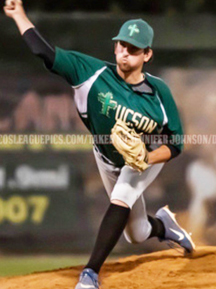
[{"xmin": 0, "ymin": 246, "xmax": 215, "ymax": 289}]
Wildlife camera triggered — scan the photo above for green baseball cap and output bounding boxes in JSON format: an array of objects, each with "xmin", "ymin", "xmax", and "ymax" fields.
[{"xmin": 112, "ymin": 19, "xmax": 154, "ymax": 49}]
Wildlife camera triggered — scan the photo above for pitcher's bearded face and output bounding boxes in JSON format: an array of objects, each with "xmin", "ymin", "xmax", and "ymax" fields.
[{"xmin": 115, "ymin": 41, "xmax": 146, "ymax": 72}]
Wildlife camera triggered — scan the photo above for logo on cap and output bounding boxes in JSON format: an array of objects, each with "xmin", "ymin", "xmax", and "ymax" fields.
[{"xmin": 128, "ymin": 24, "xmax": 140, "ymax": 37}]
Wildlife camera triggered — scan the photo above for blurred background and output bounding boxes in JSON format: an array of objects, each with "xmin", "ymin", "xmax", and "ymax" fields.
[{"xmin": 0, "ymin": 0, "xmax": 216, "ymax": 277}]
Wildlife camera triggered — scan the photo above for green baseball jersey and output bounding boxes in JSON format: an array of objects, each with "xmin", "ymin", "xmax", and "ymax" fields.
[{"xmin": 51, "ymin": 47, "xmax": 183, "ymax": 167}]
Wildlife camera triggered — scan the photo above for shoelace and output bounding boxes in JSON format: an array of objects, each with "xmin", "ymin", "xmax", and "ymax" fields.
[
  {"xmin": 166, "ymin": 240, "xmax": 185, "ymax": 255},
  {"xmin": 166, "ymin": 240, "xmax": 193, "ymax": 257}
]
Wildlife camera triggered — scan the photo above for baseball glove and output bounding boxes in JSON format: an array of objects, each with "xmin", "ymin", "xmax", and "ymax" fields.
[{"xmin": 111, "ymin": 119, "xmax": 149, "ymax": 172}]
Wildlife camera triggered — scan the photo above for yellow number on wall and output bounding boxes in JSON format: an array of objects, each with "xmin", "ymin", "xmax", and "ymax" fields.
[
  {"xmin": 28, "ymin": 196, "xmax": 50, "ymax": 224},
  {"xmin": 6, "ymin": 196, "xmax": 28, "ymax": 224},
  {"xmin": 0, "ymin": 196, "xmax": 50, "ymax": 224}
]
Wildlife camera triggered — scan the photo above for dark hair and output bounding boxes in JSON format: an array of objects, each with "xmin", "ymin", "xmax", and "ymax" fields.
[{"xmin": 143, "ymin": 47, "xmax": 153, "ymax": 64}]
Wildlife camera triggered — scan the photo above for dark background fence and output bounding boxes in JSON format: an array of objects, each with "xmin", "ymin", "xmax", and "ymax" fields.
[{"xmin": 1, "ymin": 0, "xmax": 216, "ymax": 13}]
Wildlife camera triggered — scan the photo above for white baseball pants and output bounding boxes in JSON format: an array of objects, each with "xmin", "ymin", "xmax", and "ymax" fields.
[{"xmin": 93, "ymin": 148, "xmax": 164, "ymax": 244}]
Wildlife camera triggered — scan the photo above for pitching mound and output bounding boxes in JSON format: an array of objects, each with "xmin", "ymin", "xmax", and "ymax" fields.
[{"xmin": 0, "ymin": 246, "xmax": 216, "ymax": 289}]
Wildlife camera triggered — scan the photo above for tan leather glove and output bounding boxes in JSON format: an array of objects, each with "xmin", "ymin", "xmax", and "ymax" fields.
[{"xmin": 111, "ymin": 119, "xmax": 149, "ymax": 172}]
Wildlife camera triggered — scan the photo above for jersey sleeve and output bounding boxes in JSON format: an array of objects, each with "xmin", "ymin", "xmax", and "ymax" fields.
[
  {"xmin": 50, "ymin": 47, "xmax": 106, "ymax": 86},
  {"xmin": 155, "ymin": 78, "xmax": 184, "ymax": 152}
]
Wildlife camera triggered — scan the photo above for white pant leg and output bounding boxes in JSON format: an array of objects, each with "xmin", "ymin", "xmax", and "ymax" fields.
[
  {"xmin": 93, "ymin": 148, "xmax": 164, "ymax": 243},
  {"xmin": 93, "ymin": 148, "xmax": 121, "ymax": 197},
  {"xmin": 124, "ymin": 194, "xmax": 150, "ymax": 243},
  {"xmin": 112, "ymin": 164, "xmax": 164, "ymax": 243}
]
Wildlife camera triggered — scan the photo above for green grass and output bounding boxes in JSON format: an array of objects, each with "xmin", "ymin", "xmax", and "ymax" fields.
[{"xmin": 0, "ymin": 255, "xmax": 89, "ymax": 277}]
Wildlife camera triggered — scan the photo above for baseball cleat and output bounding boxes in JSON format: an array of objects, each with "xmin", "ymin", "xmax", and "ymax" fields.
[
  {"xmin": 75, "ymin": 268, "xmax": 99, "ymax": 289},
  {"xmin": 156, "ymin": 206, "xmax": 196, "ymax": 254}
]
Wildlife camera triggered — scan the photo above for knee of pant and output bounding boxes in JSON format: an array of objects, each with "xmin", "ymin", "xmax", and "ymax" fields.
[
  {"xmin": 111, "ymin": 188, "xmax": 137, "ymax": 209},
  {"xmin": 124, "ymin": 234, "xmax": 142, "ymax": 244},
  {"xmin": 123, "ymin": 227, "xmax": 151, "ymax": 244}
]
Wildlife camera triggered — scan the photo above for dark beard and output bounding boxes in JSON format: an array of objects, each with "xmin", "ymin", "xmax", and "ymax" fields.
[{"xmin": 118, "ymin": 62, "xmax": 132, "ymax": 73}]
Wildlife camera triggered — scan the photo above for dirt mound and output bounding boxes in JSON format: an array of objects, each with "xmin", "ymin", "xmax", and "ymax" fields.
[{"xmin": 0, "ymin": 246, "xmax": 216, "ymax": 289}]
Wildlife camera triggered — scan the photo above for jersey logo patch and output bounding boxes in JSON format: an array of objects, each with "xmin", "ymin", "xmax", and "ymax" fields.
[{"xmin": 98, "ymin": 92, "xmax": 117, "ymax": 117}]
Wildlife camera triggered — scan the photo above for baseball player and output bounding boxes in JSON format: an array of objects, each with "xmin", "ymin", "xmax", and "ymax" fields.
[{"xmin": 4, "ymin": 1, "xmax": 195, "ymax": 288}]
